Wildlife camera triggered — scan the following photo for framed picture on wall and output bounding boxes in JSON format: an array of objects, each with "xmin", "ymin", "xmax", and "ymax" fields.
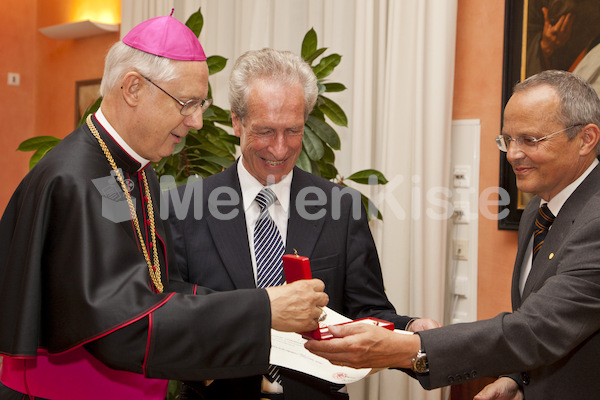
[
  {"xmin": 499, "ymin": 0, "xmax": 600, "ymax": 229},
  {"xmin": 75, "ymin": 79, "xmax": 102, "ymax": 127}
]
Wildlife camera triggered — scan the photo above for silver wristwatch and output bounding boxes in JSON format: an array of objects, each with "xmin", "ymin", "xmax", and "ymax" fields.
[{"xmin": 411, "ymin": 350, "xmax": 429, "ymax": 374}]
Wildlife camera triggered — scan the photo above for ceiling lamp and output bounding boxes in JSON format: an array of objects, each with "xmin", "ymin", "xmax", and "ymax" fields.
[{"xmin": 39, "ymin": 20, "xmax": 119, "ymax": 40}]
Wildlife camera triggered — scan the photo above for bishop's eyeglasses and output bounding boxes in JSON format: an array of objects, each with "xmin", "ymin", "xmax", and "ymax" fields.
[
  {"xmin": 143, "ymin": 76, "xmax": 212, "ymax": 116},
  {"xmin": 495, "ymin": 124, "xmax": 583, "ymax": 152}
]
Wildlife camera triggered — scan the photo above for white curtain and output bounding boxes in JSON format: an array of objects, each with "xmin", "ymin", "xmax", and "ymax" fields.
[
  {"xmin": 121, "ymin": 1, "xmax": 457, "ymax": 399},
  {"xmin": 364, "ymin": 2, "xmax": 457, "ymax": 399}
]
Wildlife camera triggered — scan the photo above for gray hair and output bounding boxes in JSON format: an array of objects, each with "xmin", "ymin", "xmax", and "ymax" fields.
[
  {"xmin": 100, "ymin": 42, "xmax": 178, "ymax": 96},
  {"xmin": 229, "ymin": 48, "xmax": 318, "ymax": 122},
  {"xmin": 514, "ymin": 70, "xmax": 600, "ymax": 152}
]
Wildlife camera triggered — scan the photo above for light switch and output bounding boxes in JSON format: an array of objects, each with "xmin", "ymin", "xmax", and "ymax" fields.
[
  {"xmin": 8, "ymin": 73, "xmax": 20, "ymax": 86},
  {"xmin": 453, "ymin": 276, "xmax": 469, "ymax": 297}
]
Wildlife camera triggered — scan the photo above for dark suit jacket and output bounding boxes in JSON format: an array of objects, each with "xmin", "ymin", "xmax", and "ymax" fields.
[
  {"xmin": 416, "ymin": 164, "xmax": 600, "ymax": 399},
  {"xmin": 168, "ymin": 163, "xmax": 411, "ymax": 400}
]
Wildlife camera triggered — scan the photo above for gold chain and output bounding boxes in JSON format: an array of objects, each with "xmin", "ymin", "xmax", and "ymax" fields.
[{"xmin": 86, "ymin": 115, "xmax": 163, "ymax": 293}]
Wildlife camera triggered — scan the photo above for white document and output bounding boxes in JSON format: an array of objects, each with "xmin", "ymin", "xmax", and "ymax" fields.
[{"xmin": 269, "ymin": 307, "xmax": 412, "ymax": 384}]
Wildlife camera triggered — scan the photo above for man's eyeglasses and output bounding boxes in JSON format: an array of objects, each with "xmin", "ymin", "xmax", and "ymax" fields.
[
  {"xmin": 143, "ymin": 76, "xmax": 212, "ymax": 116},
  {"xmin": 495, "ymin": 124, "xmax": 584, "ymax": 152}
]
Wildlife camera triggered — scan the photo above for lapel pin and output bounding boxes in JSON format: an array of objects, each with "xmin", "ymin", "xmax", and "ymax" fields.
[{"xmin": 549, "ymin": 253, "xmax": 554, "ymax": 259}]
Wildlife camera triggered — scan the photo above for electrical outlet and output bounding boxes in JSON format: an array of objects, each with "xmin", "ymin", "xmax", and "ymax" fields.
[
  {"xmin": 453, "ymin": 201, "xmax": 469, "ymax": 224},
  {"xmin": 453, "ymin": 239, "xmax": 468, "ymax": 260},
  {"xmin": 453, "ymin": 165, "xmax": 471, "ymax": 188}
]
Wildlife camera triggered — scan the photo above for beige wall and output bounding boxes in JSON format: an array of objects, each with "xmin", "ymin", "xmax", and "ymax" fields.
[{"xmin": 0, "ymin": 0, "xmax": 516, "ymax": 320}]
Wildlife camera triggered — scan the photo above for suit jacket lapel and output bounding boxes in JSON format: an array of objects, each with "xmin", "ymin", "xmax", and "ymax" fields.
[
  {"xmin": 206, "ymin": 163, "xmax": 257, "ymax": 289},
  {"xmin": 511, "ymin": 202, "xmax": 537, "ymax": 309},
  {"xmin": 520, "ymin": 164, "xmax": 600, "ymax": 300},
  {"xmin": 285, "ymin": 168, "xmax": 325, "ymax": 258},
  {"xmin": 520, "ymin": 207, "xmax": 565, "ymax": 300}
]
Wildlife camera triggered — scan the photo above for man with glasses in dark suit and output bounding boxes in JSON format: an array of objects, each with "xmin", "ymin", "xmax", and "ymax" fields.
[{"xmin": 306, "ymin": 69, "xmax": 600, "ymax": 400}]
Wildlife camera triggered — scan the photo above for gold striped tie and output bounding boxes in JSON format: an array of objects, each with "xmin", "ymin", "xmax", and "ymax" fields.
[{"xmin": 533, "ymin": 204, "xmax": 555, "ymax": 260}]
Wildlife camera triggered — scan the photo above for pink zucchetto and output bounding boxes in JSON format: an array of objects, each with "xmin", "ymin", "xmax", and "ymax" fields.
[{"xmin": 122, "ymin": 10, "xmax": 207, "ymax": 61}]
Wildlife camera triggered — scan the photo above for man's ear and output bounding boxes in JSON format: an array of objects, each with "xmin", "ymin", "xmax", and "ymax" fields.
[
  {"xmin": 231, "ymin": 112, "xmax": 243, "ymax": 138},
  {"xmin": 120, "ymin": 72, "xmax": 142, "ymax": 107},
  {"xmin": 580, "ymin": 123, "xmax": 600, "ymax": 157}
]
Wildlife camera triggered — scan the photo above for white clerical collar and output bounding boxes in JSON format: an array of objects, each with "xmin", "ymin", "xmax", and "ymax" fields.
[
  {"xmin": 95, "ymin": 108, "xmax": 150, "ymax": 171},
  {"xmin": 237, "ymin": 156, "xmax": 293, "ymax": 214},
  {"xmin": 544, "ymin": 158, "xmax": 599, "ymax": 216}
]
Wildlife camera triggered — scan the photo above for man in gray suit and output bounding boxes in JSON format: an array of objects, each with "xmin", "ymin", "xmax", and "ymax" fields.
[
  {"xmin": 167, "ymin": 48, "xmax": 439, "ymax": 400},
  {"xmin": 306, "ymin": 69, "xmax": 600, "ymax": 400}
]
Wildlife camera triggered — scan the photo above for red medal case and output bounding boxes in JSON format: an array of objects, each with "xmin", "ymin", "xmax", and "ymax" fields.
[{"xmin": 282, "ymin": 253, "xmax": 394, "ymax": 340}]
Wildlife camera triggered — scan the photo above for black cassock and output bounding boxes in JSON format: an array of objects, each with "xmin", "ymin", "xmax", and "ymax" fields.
[{"xmin": 0, "ymin": 115, "xmax": 270, "ymax": 397}]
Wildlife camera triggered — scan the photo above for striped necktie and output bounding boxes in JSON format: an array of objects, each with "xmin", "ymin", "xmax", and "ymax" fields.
[
  {"xmin": 254, "ymin": 187, "xmax": 284, "ymax": 384},
  {"xmin": 533, "ymin": 204, "xmax": 555, "ymax": 260}
]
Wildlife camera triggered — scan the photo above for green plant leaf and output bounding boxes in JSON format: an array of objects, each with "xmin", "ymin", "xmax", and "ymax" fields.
[
  {"xmin": 202, "ymin": 105, "xmax": 231, "ymax": 123},
  {"xmin": 29, "ymin": 143, "xmax": 57, "ymax": 169},
  {"xmin": 310, "ymin": 106, "xmax": 325, "ymax": 121},
  {"xmin": 312, "ymin": 54, "xmax": 341, "ymax": 79},
  {"xmin": 302, "ymin": 126, "xmax": 325, "ymax": 160},
  {"xmin": 195, "ymin": 124, "xmax": 219, "ymax": 136},
  {"xmin": 305, "ymin": 115, "xmax": 341, "ymax": 150},
  {"xmin": 317, "ymin": 82, "xmax": 326, "ymax": 95},
  {"xmin": 77, "ymin": 96, "xmax": 103, "ymax": 127},
  {"xmin": 185, "ymin": 8, "xmax": 204, "ymax": 37},
  {"xmin": 323, "ymin": 82, "xmax": 346, "ymax": 92},
  {"xmin": 195, "ymin": 140, "xmax": 234, "ymax": 158},
  {"xmin": 301, "ymin": 28, "xmax": 318, "ymax": 60},
  {"xmin": 346, "ymin": 169, "xmax": 389, "ymax": 185},
  {"xmin": 207, "ymin": 55, "xmax": 227, "ymax": 75},
  {"xmin": 17, "ymin": 136, "xmax": 61, "ymax": 152},
  {"xmin": 205, "ymin": 133, "xmax": 238, "ymax": 154},
  {"xmin": 322, "ymin": 144, "xmax": 335, "ymax": 163},
  {"xmin": 195, "ymin": 125, "xmax": 238, "ymax": 147},
  {"xmin": 318, "ymin": 95, "xmax": 348, "ymax": 127},
  {"xmin": 172, "ymin": 136, "xmax": 187, "ymax": 155},
  {"xmin": 215, "ymin": 132, "xmax": 240, "ymax": 146},
  {"xmin": 201, "ymin": 155, "xmax": 235, "ymax": 169},
  {"xmin": 305, "ymin": 47, "xmax": 328, "ymax": 65},
  {"xmin": 153, "ymin": 157, "xmax": 169, "ymax": 172},
  {"xmin": 194, "ymin": 162, "xmax": 224, "ymax": 177},
  {"xmin": 316, "ymin": 161, "xmax": 338, "ymax": 180},
  {"xmin": 296, "ymin": 150, "xmax": 312, "ymax": 173}
]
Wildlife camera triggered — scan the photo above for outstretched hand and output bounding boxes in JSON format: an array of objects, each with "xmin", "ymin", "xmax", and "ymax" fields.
[{"xmin": 304, "ymin": 322, "xmax": 421, "ymax": 369}]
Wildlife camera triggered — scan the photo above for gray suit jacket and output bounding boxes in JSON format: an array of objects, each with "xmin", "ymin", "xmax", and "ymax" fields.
[
  {"xmin": 417, "ymin": 164, "xmax": 600, "ymax": 399},
  {"xmin": 168, "ymin": 163, "xmax": 410, "ymax": 399}
]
